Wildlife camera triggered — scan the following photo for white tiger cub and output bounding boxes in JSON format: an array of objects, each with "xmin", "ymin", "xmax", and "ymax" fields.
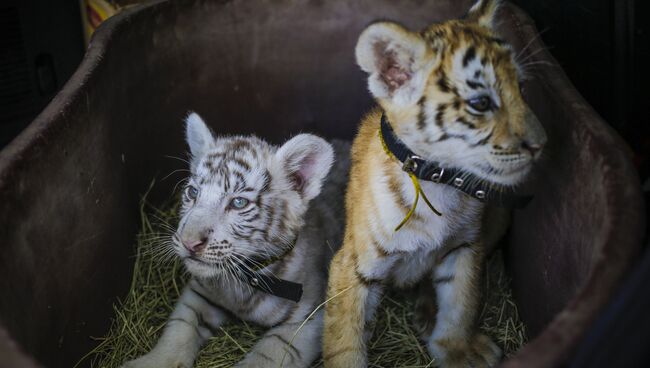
[{"xmin": 122, "ymin": 112, "xmax": 349, "ymax": 368}]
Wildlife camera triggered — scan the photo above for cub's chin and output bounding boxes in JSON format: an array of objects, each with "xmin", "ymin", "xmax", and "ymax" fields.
[
  {"xmin": 470, "ymin": 162, "xmax": 534, "ymax": 188},
  {"xmin": 492, "ymin": 168, "xmax": 532, "ymax": 187},
  {"xmin": 182, "ymin": 257, "xmax": 223, "ymax": 279}
]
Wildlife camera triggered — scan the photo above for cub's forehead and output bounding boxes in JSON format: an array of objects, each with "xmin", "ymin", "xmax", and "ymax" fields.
[
  {"xmin": 193, "ymin": 136, "xmax": 275, "ymax": 189},
  {"xmin": 423, "ymin": 23, "xmax": 520, "ymax": 97},
  {"xmin": 424, "ymin": 22, "xmax": 517, "ymax": 76}
]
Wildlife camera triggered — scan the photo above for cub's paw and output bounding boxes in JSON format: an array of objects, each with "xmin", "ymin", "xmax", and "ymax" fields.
[
  {"xmin": 121, "ymin": 353, "xmax": 190, "ymax": 368},
  {"xmin": 235, "ymin": 351, "xmax": 305, "ymax": 368},
  {"xmin": 233, "ymin": 357, "xmax": 277, "ymax": 368},
  {"xmin": 322, "ymin": 350, "xmax": 367, "ymax": 368},
  {"xmin": 427, "ymin": 333, "xmax": 502, "ymax": 368}
]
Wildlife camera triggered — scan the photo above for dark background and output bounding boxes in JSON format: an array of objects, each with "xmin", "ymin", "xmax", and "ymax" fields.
[
  {"xmin": 512, "ymin": 0, "xmax": 649, "ymax": 181},
  {"xmin": 1, "ymin": 0, "xmax": 84, "ymax": 148},
  {"xmin": 2, "ymin": 0, "xmax": 648, "ymax": 179}
]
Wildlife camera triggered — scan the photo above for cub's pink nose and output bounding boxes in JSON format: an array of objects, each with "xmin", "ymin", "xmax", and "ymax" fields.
[{"xmin": 182, "ymin": 238, "xmax": 207, "ymax": 253}]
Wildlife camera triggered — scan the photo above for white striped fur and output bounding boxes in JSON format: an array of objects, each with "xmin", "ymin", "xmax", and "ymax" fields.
[{"xmin": 122, "ymin": 112, "xmax": 350, "ymax": 368}]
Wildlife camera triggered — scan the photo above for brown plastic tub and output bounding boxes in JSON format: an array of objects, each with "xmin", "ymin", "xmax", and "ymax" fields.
[{"xmin": 0, "ymin": 0, "xmax": 644, "ymax": 367}]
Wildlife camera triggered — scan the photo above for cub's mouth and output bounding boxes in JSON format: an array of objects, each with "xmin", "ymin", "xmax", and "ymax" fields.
[
  {"xmin": 474, "ymin": 159, "xmax": 534, "ymax": 187},
  {"xmin": 183, "ymin": 255, "xmax": 235, "ymax": 268}
]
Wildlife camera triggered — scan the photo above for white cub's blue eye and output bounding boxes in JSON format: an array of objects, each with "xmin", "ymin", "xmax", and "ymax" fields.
[
  {"xmin": 185, "ymin": 185, "xmax": 199, "ymax": 200},
  {"xmin": 230, "ymin": 197, "xmax": 249, "ymax": 209}
]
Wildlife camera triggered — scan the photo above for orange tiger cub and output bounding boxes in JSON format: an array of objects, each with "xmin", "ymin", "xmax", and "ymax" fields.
[{"xmin": 323, "ymin": 1, "xmax": 547, "ymax": 367}]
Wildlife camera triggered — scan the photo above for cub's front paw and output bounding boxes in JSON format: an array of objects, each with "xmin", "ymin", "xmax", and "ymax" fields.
[
  {"xmin": 428, "ymin": 333, "xmax": 502, "ymax": 368},
  {"xmin": 233, "ymin": 353, "xmax": 285, "ymax": 368},
  {"xmin": 233, "ymin": 358, "xmax": 274, "ymax": 368},
  {"xmin": 121, "ymin": 353, "xmax": 190, "ymax": 368}
]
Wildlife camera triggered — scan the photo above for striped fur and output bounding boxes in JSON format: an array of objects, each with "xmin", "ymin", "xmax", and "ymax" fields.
[
  {"xmin": 323, "ymin": 1, "xmax": 546, "ymax": 367},
  {"xmin": 122, "ymin": 113, "xmax": 350, "ymax": 368}
]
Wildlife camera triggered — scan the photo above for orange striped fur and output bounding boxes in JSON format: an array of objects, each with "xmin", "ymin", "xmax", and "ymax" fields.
[{"xmin": 323, "ymin": 1, "xmax": 546, "ymax": 367}]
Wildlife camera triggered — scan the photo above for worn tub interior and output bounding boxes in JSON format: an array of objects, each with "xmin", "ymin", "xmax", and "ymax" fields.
[{"xmin": 0, "ymin": 0, "xmax": 644, "ymax": 367}]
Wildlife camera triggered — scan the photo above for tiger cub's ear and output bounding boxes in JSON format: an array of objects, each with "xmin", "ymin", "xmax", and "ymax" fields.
[
  {"xmin": 466, "ymin": 0, "xmax": 501, "ymax": 29},
  {"xmin": 185, "ymin": 112, "xmax": 216, "ymax": 169},
  {"xmin": 355, "ymin": 22, "xmax": 437, "ymax": 107},
  {"xmin": 276, "ymin": 134, "xmax": 334, "ymax": 201}
]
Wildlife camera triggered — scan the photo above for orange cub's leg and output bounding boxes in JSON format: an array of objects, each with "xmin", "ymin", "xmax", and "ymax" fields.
[
  {"xmin": 323, "ymin": 247, "xmax": 373, "ymax": 368},
  {"xmin": 425, "ymin": 244, "xmax": 502, "ymax": 368}
]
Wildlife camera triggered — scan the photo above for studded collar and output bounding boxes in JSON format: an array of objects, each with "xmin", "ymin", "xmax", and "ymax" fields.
[
  {"xmin": 239, "ymin": 238, "xmax": 303, "ymax": 303},
  {"xmin": 379, "ymin": 113, "xmax": 533, "ymax": 208}
]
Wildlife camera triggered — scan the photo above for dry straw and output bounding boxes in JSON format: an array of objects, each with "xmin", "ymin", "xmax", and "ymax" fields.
[{"xmin": 77, "ymin": 199, "xmax": 527, "ymax": 368}]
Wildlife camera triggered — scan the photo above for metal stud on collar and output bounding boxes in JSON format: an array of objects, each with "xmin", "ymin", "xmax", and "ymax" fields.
[
  {"xmin": 250, "ymin": 277, "xmax": 260, "ymax": 287},
  {"xmin": 475, "ymin": 190, "xmax": 486, "ymax": 199},
  {"xmin": 402, "ymin": 155, "xmax": 420, "ymax": 173},
  {"xmin": 431, "ymin": 168, "xmax": 445, "ymax": 182},
  {"xmin": 454, "ymin": 178, "xmax": 464, "ymax": 187}
]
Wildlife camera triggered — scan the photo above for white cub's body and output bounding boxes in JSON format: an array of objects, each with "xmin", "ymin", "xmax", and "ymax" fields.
[{"xmin": 122, "ymin": 113, "xmax": 350, "ymax": 368}]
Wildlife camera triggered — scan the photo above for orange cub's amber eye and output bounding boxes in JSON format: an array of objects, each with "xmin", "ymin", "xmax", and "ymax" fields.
[{"xmin": 467, "ymin": 95, "xmax": 493, "ymax": 112}]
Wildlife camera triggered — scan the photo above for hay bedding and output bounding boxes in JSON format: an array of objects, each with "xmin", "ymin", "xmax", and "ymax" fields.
[{"xmin": 77, "ymin": 198, "xmax": 527, "ymax": 368}]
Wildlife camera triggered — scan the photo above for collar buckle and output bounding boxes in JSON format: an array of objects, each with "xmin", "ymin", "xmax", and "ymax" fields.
[
  {"xmin": 430, "ymin": 168, "xmax": 445, "ymax": 183},
  {"xmin": 402, "ymin": 155, "xmax": 421, "ymax": 173}
]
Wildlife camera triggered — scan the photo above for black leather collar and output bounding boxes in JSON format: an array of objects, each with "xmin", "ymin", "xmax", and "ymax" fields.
[
  {"xmin": 380, "ymin": 114, "xmax": 532, "ymax": 208},
  {"xmin": 242, "ymin": 271, "xmax": 303, "ymax": 303},
  {"xmin": 239, "ymin": 241, "xmax": 303, "ymax": 303}
]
